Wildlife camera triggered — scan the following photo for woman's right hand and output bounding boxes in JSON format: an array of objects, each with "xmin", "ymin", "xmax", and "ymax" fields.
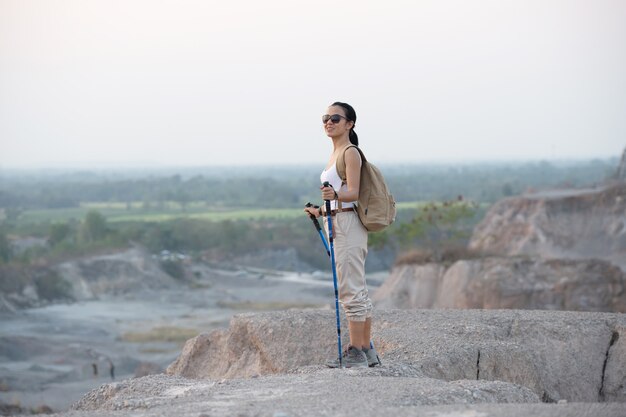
[{"xmin": 304, "ymin": 206, "xmax": 320, "ymax": 218}]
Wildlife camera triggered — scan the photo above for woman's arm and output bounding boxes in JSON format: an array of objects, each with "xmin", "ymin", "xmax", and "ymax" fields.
[
  {"xmin": 320, "ymin": 147, "xmax": 362, "ymax": 202},
  {"xmin": 338, "ymin": 147, "xmax": 361, "ymax": 202}
]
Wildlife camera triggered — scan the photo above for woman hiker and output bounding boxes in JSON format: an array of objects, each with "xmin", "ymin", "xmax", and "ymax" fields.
[{"xmin": 304, "ymin": 101, "xmax": 380, "ymax": 368}]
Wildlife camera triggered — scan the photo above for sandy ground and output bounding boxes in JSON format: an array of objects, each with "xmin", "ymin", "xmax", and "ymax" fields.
[{"xmin": 0, "ymin": 264, "xmax": 381, "ymax": 413}]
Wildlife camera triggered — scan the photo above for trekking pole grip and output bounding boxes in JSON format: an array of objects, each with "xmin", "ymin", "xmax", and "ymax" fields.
[
  {"xmin": 323, "ymin": 181, "xmax": 332, "ymax": 212},
  {"xmin": 306, "ymin": 202, "xmax": 330, "ymax": 256},
  {"xmin": 305, "ymin": 202, "xmax": 318, "ymax": 216},
  {"xmin": 305, "ymin": 202, "xmax": 322, "ymax": 230}
]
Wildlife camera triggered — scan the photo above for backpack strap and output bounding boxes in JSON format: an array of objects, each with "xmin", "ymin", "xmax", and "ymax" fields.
[{"xmin": 336, "ymin": 145, "xmax": 366, "ymax": 183}]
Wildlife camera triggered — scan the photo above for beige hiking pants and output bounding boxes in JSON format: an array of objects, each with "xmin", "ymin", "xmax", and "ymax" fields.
[{"xmin": 323, "ymin": 211, "xmax": 373, "ymax": 322}]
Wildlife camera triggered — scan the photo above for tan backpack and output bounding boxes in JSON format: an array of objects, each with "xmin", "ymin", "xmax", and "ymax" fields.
[{"xmin": 336, "ymin": 145, "xmax": 396, "ymax": 232}]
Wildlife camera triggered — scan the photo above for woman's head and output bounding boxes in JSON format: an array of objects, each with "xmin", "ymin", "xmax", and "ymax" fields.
[{"xmin": 323, "ymin": 101, "xmax": 359, "ymax": 146}]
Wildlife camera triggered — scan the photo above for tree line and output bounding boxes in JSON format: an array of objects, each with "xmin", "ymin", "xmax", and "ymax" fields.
[
  {"xmin": 2, "ymin": 155, "xmax": 617, "ymax": 303},
  {"xmin": 0, "ymin": 159, "xmax": 617, "ymax": 210}
]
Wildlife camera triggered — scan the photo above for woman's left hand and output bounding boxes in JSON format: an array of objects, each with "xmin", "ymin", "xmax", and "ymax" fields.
[{"xmin": 321, "ymin": 184, "xmax": 337, "ymax": 201}]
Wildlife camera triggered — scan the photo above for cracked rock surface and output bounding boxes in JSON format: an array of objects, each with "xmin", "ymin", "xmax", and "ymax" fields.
[
  {"xmin": 53, "ymin": 309, "xmax": 625, "ymax": 416},
  {"xmin": 167, "ymin": 309, "xmax": 625, "ymax": 403}
]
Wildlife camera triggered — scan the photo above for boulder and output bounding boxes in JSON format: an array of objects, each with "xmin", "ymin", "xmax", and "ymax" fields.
[{"xmin": 167, "ymin": 309, "xmax": 626, "ymax": 403}]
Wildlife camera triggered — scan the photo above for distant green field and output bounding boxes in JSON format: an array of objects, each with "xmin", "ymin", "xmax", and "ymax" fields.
[{"xmin": 17, "ymin": 201, "xmax": 427, "ymax": 226}]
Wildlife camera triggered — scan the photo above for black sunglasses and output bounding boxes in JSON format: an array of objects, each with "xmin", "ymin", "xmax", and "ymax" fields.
[{"xmin": 322, "ymin": 114, "xmax": 349, "ymax": 124}]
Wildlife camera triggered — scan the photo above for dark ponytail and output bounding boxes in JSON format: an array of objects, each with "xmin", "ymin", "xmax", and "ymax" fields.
[
  {"xmin": 332, "ymin": 101, "xmax": 359, "ymax": 146},
  {"xmin": 348, "ymin": 128, "xmax": 359, "ymax": 146}
]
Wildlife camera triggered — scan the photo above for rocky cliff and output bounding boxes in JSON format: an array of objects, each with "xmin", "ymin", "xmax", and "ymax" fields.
[
  {"xmin": 468, "ymin": 183, "xmax": 626, "ymax": 269},
  {"xmin": 373, "ymin": 257, "xmax": 626, "ymax": 312},
  {"xmin": 374, "ymin": 181, "xmax": 626, "ymax": 312},
  {"xmin": 62, "ymin": 309, "xmax": 626, "ymax": 417},
  {"xmin": 0, "ymin": 247, "xmax": 179, "ymax": 313},
  {"xmin": 54, "ymin": 247, "xmax": 177, "ymax": 300}
]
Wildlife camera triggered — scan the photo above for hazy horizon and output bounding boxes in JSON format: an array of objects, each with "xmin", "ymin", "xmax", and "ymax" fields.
[
  {"xmin": 2, "ymin": 0, "xmax": 625, "ymax": 169},
  {"xmin": 0, "ymin": 155, "xmax": 619, "ymax": 179}
]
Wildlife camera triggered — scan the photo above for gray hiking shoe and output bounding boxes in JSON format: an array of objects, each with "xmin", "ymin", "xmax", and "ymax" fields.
[
  {"xmin": 326, "ymin": 346, "xmax": 368, "ymax": 368},
  {"xmin": 363, "ymin": 347, "xmax": 381, "ymax": 367}
]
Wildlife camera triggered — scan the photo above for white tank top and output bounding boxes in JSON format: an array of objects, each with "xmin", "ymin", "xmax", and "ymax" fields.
[{"xmin": 320, "ymin": 163, "xmax": 356, "ymax": 210}]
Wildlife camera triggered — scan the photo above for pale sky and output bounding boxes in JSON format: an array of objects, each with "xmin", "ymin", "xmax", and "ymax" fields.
[{"xmin": 1, "ymin": 0, "xmax": 625, "ymax": 169}]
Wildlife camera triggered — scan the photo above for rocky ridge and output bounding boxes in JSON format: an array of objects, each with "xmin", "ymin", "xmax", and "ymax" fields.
[
  {"xmin": 56, "ymin": 308, "xmax": 626, "ymax": 416},
  {"xmin": 55, "ymin": 374, "xmax": 625, "ymax": 417},
  {"xmin": 468, "ymin": 182, "xmax": 626, "ymax": 269},
  {"xmin": 374, "ymin": 182, "xmax": 626, "ymax": 313},
  {"xmin": 55, "ymin": 247, "xmax": 178, "ymax": 300},
  {"xmin": 164, "ymin": 309, "xmax": 624, "ymax": 403},
  {"xmin": 0, "ymin": 247, "xmax": 179, "ymax": 313}
]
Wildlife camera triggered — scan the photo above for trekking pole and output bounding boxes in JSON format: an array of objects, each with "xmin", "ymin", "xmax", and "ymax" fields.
[
  {"xmin": 305, "ymin": 202, "xmax": 330, "ymax": 256},
  {"xmin": 307, "ymin": 201, "xmax": 382, "ymax": 366},
  {"xmin": 323, "ymin": 181, "xmax": 343, "ymax": 368}
]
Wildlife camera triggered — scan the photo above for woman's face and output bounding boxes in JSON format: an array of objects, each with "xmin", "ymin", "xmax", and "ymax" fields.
[{"xmin": 323, "ymin": 105, "xmax": 353, "ymax": 139}]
